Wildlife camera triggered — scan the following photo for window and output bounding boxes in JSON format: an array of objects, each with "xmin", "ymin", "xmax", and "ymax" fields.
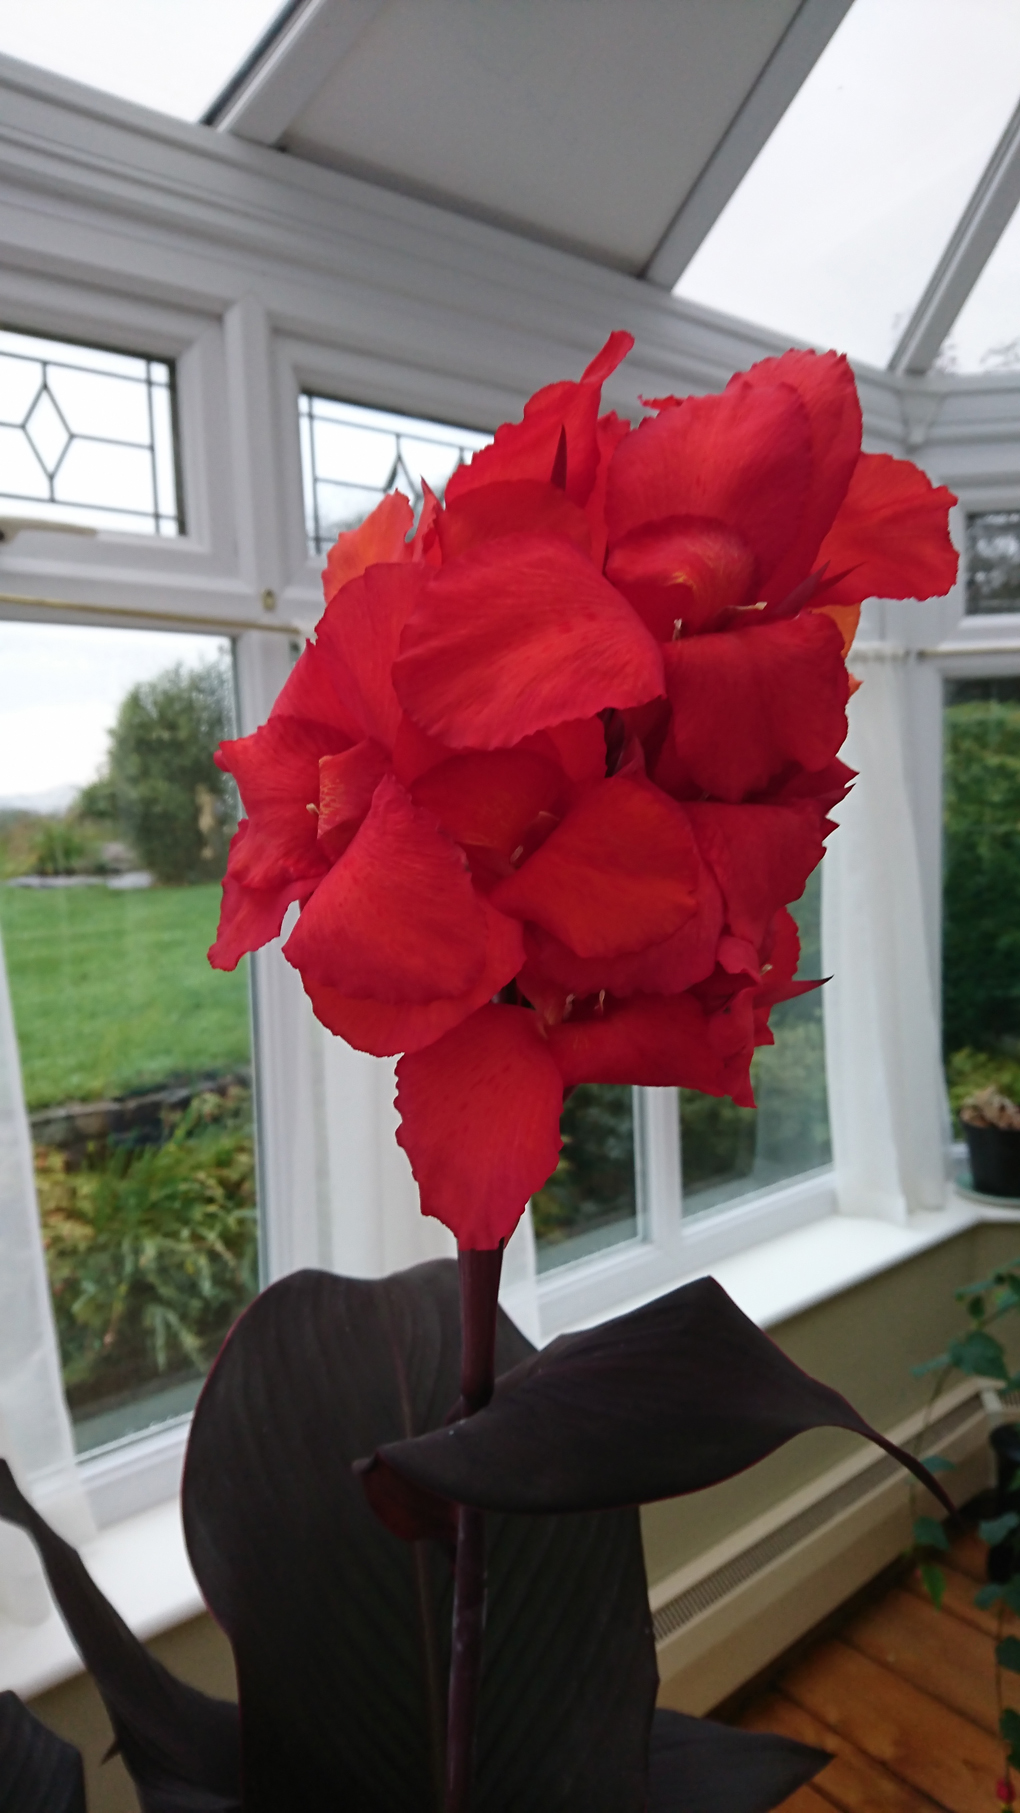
[
  {"xmin": 942, "ymin": 675, "xmax": 1020, "ymax": 1128},
  {"xmin": 532, "ymin": 871, "xmax": 830, "ymax": 1276},
  {"xmin": 936, "ymin": 193, "xmax": 1020, "ymax": 374},
  {"xmin": 680, "ymin": 871, "xmax": 830, "ymax": 1216},
  {"xmin": 965, "ymin": 512, "xmax": 1020, "ymax": 615},
  {"xmin": 0, "ymin": 327, "xmax": 182, "ymax": 536},
  {"xmin": 674, "ymin": 0, "xmax": 1020, "ymax": 370},
  {"xmin": 299, "ymin": 392, "xmax": 489, "ymax": 554},
  {"xmin": 532, "ymin": 1086, "xmax": 642, "ymax": 1273},
  {"xmin": 0, "ymin": 620, "xmax": 256, "ymax": 1454}
]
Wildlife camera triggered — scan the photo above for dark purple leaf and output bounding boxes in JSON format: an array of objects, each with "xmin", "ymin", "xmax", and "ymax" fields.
[
  {"xmin": 181, "ymin": 1262, "xmax": 658, "ymax": 1813},
  {"xmin": 647, "ymin": 1709, "xmax": 830, "ymax": 1812},
  {"xmin": 0, "ymin": 1463, "xmax": 239, "ymax": 1813},
  {"xmin": 0, "ymin": 1692, "xmax": 85, "ymax": 1813},
  {"xmin": 365, "ymin": 1276, "xmax": 954, "ymax": 1516}
]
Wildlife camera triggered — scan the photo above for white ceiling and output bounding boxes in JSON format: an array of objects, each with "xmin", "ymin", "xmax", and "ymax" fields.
[{"xmin": 211, "ymin": 0, "xmax": 851, "ymax": 280}]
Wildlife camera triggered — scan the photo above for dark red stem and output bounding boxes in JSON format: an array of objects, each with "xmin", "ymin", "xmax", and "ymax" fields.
[{"xmin": 445, "ymin": 1245, "xmax": 503, "ymax": 1813}]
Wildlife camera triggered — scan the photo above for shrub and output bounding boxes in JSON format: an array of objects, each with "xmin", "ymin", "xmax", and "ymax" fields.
[{"xmin": 36, "ymin": 1086, "xmax": 257, "ymax": 1410}]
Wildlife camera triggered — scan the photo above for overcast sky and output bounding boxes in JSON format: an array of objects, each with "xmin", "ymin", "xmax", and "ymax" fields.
[
  {"xmin": 0, "ymin": 0, "xmax": 284, "ymax": 121},
  {"xmin": 677, "ymin": 0, "xmax": 1020, "ymax": 372},
  {"xmin": 0, "ymin": 622, "xmax": 229, "ymax": 804}
]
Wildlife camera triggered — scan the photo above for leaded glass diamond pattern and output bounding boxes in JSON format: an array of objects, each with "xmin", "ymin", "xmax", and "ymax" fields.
[
  {"xmin": 299, "ymin": 393, "xmax": 490, "ymax": 555},
  {"xmin": 0, "ymin": 328, "xmax": 183, "ymax": 536},
  {"xmin": 966, "ymin": 511, "xmax": 1020, "ymax": 615}
]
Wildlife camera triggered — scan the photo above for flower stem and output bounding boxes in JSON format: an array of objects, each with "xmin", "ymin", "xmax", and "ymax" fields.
[{"xmin": 445, "ymin": 1244, "xmax": 503, "ymax": 1813}]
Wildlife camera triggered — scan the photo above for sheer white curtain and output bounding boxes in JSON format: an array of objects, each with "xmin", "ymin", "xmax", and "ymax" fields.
[
  {"xmin": 317, "ymin": 1033, "xmax": 541, "ymax": 1341},
  {"xmin": 0, "ymin": 928, "xmax": 93, "ymax": 1625},
  {"xmin": 822, "ymin": 646, "xmax": 950, "ymax": 1222}
]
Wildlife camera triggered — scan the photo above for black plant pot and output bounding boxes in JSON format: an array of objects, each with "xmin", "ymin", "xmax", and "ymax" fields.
[{"xmin": 965, "ymin": 1122, "xmax": 1020, "ymax": 1198}]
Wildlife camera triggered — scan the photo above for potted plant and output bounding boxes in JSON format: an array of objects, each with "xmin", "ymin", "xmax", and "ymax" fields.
[
  {"xmin": 914, "ymin": 1254, "xmax": 1020, "ymax": 1806},
  {"xmin": 1, "ymin": 336, "xmax": 959, "ymax": 1812},
  {"xmin": 961, "ymin": 1086, "xmax": 1020, "ymax": 1199}
]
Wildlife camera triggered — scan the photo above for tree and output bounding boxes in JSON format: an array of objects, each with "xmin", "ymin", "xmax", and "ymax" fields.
[
  {"xmin": 943, "ymin": 695, "xmax": 1020, "ymax": 1055},
  {"xmin": 99, "ymin": 659, "xmax": 236, "ymax": 885}
]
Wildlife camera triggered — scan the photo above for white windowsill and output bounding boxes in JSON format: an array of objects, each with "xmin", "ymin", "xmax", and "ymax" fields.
[
  {"xmin": 0, "ymin": 1187, "xmax": 1011, "ymax": 1703},
  {"xmin": 0, "ymin": 1494, "xmax": 202, "ymax": 1702},
  {"xmin": 561, "ymin": 1192, "xmax": 990, "ymax": 1335}
]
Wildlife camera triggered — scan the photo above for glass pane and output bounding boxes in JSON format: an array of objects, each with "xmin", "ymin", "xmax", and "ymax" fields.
[
  {"xmin": 680, "ymin": 869, "xmax": 831, "ymax": 1217},
  {"xmin": 675, "ymin": 0, "xmax": 1020, "ymax": 371},
  {"xmin": 300, "ymin": 392, "xmax": 490, "ymax": 555},
  {"xmin": 0, "ymin": 621, "xmax": 256, "ymax": 1453},
  {"xmin": 943, "ymin": 678, "xmax": 1020, "ymax": 1128},
  {"xmin": 941, "ymin": 195, "xmax": 1020, "ymax": 372},
  {"xmin": 965, "ymin": 512, "xmax": 1020, "ymax": 615},
  {"xmin": 0, "ymin": 0, "xmax": 289, "ymax": 123},
  {"xmin": 532, "ymin": 1084, "xmax": 640, "ymax": 1273},
  {"xmin": 0, "ymin": 329, "xmax": 183, "ymax": 536}
]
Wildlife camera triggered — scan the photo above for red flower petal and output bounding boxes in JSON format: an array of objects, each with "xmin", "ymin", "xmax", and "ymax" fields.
[
  {"xmin": 581, "ymin": 332, "xmax": 636, "ymax": 386},
  {"xmin": 395, "ymin": 1004, "xmax": 565, "ymax": 1247},
  {"xmin": 606, "ymin": 378, "xmax": 812, "ymax": 592},
  {"xmin": 815, "ymin": 452, "xmax": 958, "ymax": 607},
  {"xmin": 391, "ymin": 713, "xmax": 452, "ymax": 787},
  {"xmin": 393, "ymin": 534, "xmax": 664, "ymax": 748},
  {"xmin": 519, "ymin": 848, "xmax": 722, "ymax": 1000},
  {"xmin": 322, "ymin": 490, "xmax": 413, "ymax": 606},
  {"xmin": 301, "ymin": 901, "xmax": 524, "ymax": 1058},
  {"xmin": 686, "ymin": 802, "xmax": 825, "ymax": 946},
  {"xmin": 444, "ymin": 332, "xmax": 633, "ymax": 510},
  {"xmin": 284, "ymin": 774, "xmax": 488, "ymax": 1002},
  {"xmin": 759, "ymin": 757, "xmax": 855, "ymax": 819},
  {"xmin": 208, "ymin": 824, "xmax": 313, "ymax": 971},
  {"xmin": 755, "ymin": 908, "xmax": 820, "ymax": 1016},
  {"xmin": 410, "ymin": 482, "xmax": 442, "ymax": 564},
  {"xmin": 585, "ymin": 411, "xmax": 631, "ymax": 569},
  {"xmin": 606, "ymin": 518, "xmax": 757, "ymax": 638},
  {"xmin": 811, "ymin": 601, "xmax": 860, "ymax": 659},
  {"xmin": 517, "ymin": 716, "xmax": 607, "ymax": 786},
  {"xmin": 266, "ymin": 637, "xmax": 361, "ymax": 741},
  {"xmin": 547, "ymin": 992, "xmax": 753, "ymax": 1103},
  {"xmin": 317, "ymin": 738, "xmax": 391, "ymax": 859},
  {"xmin": 491, "ymin": 776, "xmax": 702, "ymax": 958},
  {"xmin": 741, "ymin": 350, "xmax": 862, "ymax": 606},
  {"xmin": 217, "ymin": 716, "xmax": 346, "ymax": 889},
  {"xmin": 436, "ymin": 480, "xmax": 592, "ymax": 562},
  {"xmin": 663, "ymin": 613, "xmax": 849, "ymax": 802},
  {"xmin": 411, "ymin": 749, "xmax": 569, "ymax": 863},
  {"xmin": 316, "ymin": 563, "xmax": 429, "ymax": 750}
]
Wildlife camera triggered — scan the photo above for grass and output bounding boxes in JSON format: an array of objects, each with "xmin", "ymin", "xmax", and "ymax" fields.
[{"xmin": 0, "ymin": 882, "xmax": 250, "ymax": 1110}]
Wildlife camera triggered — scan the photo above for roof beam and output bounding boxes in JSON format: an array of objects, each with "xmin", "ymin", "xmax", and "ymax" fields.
[
  {"xmin": 204, "ymin": 0, "xmax": 384, "ymax": 143},
  {"xmin": 642, "ymin": 0, "xmax": 853, "ymax": 290},
  {"xmin": 889, "ymin": 96, "xmax": 1020, "ymax": 375}
]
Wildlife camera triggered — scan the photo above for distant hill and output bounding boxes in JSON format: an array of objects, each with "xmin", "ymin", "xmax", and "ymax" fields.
[{"xmin": 0, "ymin": 784, "xmax": 79, "ymax": 816}]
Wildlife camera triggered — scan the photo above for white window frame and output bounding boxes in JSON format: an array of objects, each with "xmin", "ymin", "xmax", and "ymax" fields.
[{"xmin": 4, "ymin": 59, "xmax": 1018, "ymax": 1521}]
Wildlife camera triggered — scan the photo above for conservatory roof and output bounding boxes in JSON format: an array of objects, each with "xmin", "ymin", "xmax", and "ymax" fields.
[
  {"xmin": 201, "ymin": 0, "xmax": 1020, "ymax": 380},
  {"xmin": 2, "ymin": 1, "xmax": 1020, "ymax": 379}
]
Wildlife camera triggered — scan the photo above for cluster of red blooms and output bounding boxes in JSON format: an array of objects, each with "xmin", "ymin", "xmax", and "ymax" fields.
[{"xmin": 210, "ymin": 335, "xmax": 957, "ymax": 1247}]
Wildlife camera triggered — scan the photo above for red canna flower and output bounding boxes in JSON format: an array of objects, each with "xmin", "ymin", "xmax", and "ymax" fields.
[{"xmin": 210, "ymin": 335, "xmax": 957, "ymax": 1248}]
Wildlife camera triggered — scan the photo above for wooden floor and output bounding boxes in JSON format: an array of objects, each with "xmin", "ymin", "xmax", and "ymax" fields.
[{"xmin": 736, "ymin": 1530, "xmax": 1019, "ymax": 1811}]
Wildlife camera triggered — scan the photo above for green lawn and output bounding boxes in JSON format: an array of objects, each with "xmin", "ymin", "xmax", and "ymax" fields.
[{"xmin": 0, "ymin": 882, "xmax": 251, "ymax": 1109}]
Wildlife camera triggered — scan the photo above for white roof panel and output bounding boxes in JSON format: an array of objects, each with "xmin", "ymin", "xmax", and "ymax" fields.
[{"xmin": 213, "ymin": 0, "xmax": 854, "ymax": 275}]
